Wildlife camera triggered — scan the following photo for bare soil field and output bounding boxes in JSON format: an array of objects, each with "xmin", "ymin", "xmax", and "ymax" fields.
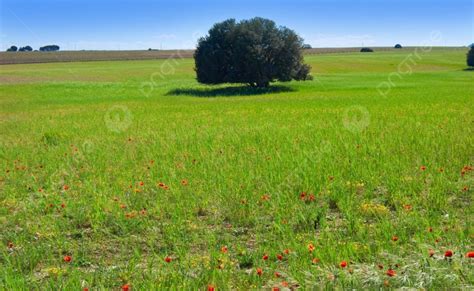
[
  {"xmin": 0, "ymin": 50, "xmax": 194, "ymax": 65},
  {"xmin": 1, "ymin": 47, "xmax": 467, "ymax": 65}
]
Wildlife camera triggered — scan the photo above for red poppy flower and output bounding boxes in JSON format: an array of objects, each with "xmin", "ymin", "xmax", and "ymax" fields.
[
  {"xmin": 181, "ymin": 179, "xmax": 188, "ymax": 186},
  {"xmin": 120, "ymin": 204, "xmax": 126, "ymax": 209},
  {"xmin": 429, "ymin": 249, "xmax": 435, "ymax": 257},
  {"xmin": 63, "ymin": 185, "xmax": 70, "ymax": 191},
  {"xmin": 122, "ymin": 284, "xmax": 130, "ymax": 291},
  {"xmin": 340, "ymin": 261, "xmax": 348, "ymax": 268},
  {"xmin": 392, "ymin": 236, "xmax": 398, "ymax": 242},
  {"xmin": 7, "ymin": 242, "xmax": 14, "ymax": 249},
  {"xmin": 207, "ymin": 284, "xmax": 215, "ymax": 291},
  {"xmin": 61, "ymin": 203, "xmax": 66, "ymax": 208},
  {"xmin": 261, "ymin": 194, "xmax": 270, "ymax": 201},
  {"xmin": 83, "ymin": 288, "xmax": 89, "ymax": 291},
  {"xmin": 308, "ymin": 194, "xmax": 316, "ymax": 201},
  {"xmin": 274, "ymin": 271, "xmax": 281, "ymax": 278},
  {"xmin": 164, "ymin": 256, "xmax": 172, "ymax": 263},
  {"xmin": 272, "ymin": 287, "xmax": 280, "ymax": 291},
  {"xmin": 281, "ymin": 281, "xmax": 289, "ymax": 287},
  {"xmin": 125, "ymin": 212, "xmax": 137, "ymax": 219},
  {"xmin": 262, "ymin": 254, "xmax": 269, "ymax": 260},
  {"xmin": 277, "ymin": 254, "xmax": 283, "ymax": 261},
  {"xmin": 386, "ymin": 269, "xmax": 396, "ymax": 277},
  {"xmin": 300, "ymin": 192, "xmax": 306, "ymax": 200},
  {"xmin": 420, "ymin": 166, "xmax": 426, "ymax": 171},
  {"xmin": 139, "ymin": 181, "xmax": 144, "ymax": 186},
  {"xmin": 308, "ymin": 243, "xmax": 315, "ymax": 252},
  {"xmin": 403, "ymin": 204, "xmax": 412, "ymax": 211},
  {"xmin": 466, "ymin": 251, "xmax": 474, "ymax": 258},
  {"xmin": 444, "ymin": 250, "xmax": 453, "ymax": 258},
  {"xmin": 221, "ymin": 246, "xmax": 228, "ymax": 254},
  {"xmin": 283, "ymin": 249, "xmax": 290, "ymax": 255},
  {"xmin": 256, "ymin": 268, "xmax": 263, "ymax": 276},
  {"xmin": 312, "ymin": 258, "xmax": 320, "ymax": 264},
  {"xmin": 63, "ymin": 255, "xmax": 72, "ymax": 262}
]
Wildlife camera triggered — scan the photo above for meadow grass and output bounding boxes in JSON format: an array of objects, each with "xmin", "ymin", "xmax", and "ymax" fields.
[{"xmin": 0, "ymin": 49, "xmax": 473, "ymax": 289}]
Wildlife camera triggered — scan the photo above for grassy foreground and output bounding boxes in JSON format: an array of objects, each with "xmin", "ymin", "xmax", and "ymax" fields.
[{"xmin": 1, "ymin": 49, "xmax": 473, "ymax": 289}]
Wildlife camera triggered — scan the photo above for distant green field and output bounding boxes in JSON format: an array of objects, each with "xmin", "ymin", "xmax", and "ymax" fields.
[{"xmin": 1, "ymin": 48, "xmax": 473, "ymax": 289}]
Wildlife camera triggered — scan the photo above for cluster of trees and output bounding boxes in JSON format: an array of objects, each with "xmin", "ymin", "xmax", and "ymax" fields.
[
  {"xmin": 6, "ymin": 45, "xmax": 60, "ymax": 52},
  {"xmin": 7, "ymin": 45, "xmax": 33, "ymax": 52},
  {"xmin": 194, "ymin": 17, "xmax": 312, "ymax": 88}
]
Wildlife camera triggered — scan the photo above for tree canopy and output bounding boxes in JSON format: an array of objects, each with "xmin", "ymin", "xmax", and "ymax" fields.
[{"xmin": 194, "ymin": 17, "xmax": 312, "ymax": 88}]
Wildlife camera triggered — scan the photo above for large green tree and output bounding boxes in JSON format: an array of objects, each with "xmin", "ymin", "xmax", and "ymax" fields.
[{"xmin": 194, "ymin": 17, "xmax": 312, "ymax": 88}]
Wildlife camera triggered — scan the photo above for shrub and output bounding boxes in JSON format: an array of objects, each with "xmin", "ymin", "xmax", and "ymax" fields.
[
  {"xmin": 467, "ymin": 47, "xmax": 474, "ymax": 68},
  {"xmin": 394, "ymin": 44, "xmax": 402, "ymax": 49},
  {"xmin": 302, "ymin": 44, "xmax": 312, "ymax": 49},
  {"xmin": 6, "ymin": 46, "xmax": 18, "ymax": 52},
  {"xmin": 360, "ymin": 47, "xmax": 374, "ymax": 52},
  {"xmin": 194, "ymin": 17, "xmax": 312, "ymax": 88}
]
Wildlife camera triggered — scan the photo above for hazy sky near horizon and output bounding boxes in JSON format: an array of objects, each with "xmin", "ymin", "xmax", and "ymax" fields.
[{"xmin": 0, "ymin": 0, "xmax": 472, "ymax": 51}]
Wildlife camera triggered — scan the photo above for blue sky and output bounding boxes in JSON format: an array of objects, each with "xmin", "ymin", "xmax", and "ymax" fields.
[{"xmin": 0, "ymin": 0, "xmax": 472, "ymax": 50}]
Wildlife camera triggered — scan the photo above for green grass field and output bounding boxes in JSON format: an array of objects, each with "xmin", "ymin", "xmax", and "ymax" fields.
[{"xmin": 1, "ymin": 48, "xmax": 473, "ymax": 289}]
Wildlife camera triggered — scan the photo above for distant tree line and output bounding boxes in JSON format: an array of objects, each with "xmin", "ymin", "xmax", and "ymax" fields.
[{"xmin": 6, "ymin": 45, "xmax": 60, "ymax": 52}]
